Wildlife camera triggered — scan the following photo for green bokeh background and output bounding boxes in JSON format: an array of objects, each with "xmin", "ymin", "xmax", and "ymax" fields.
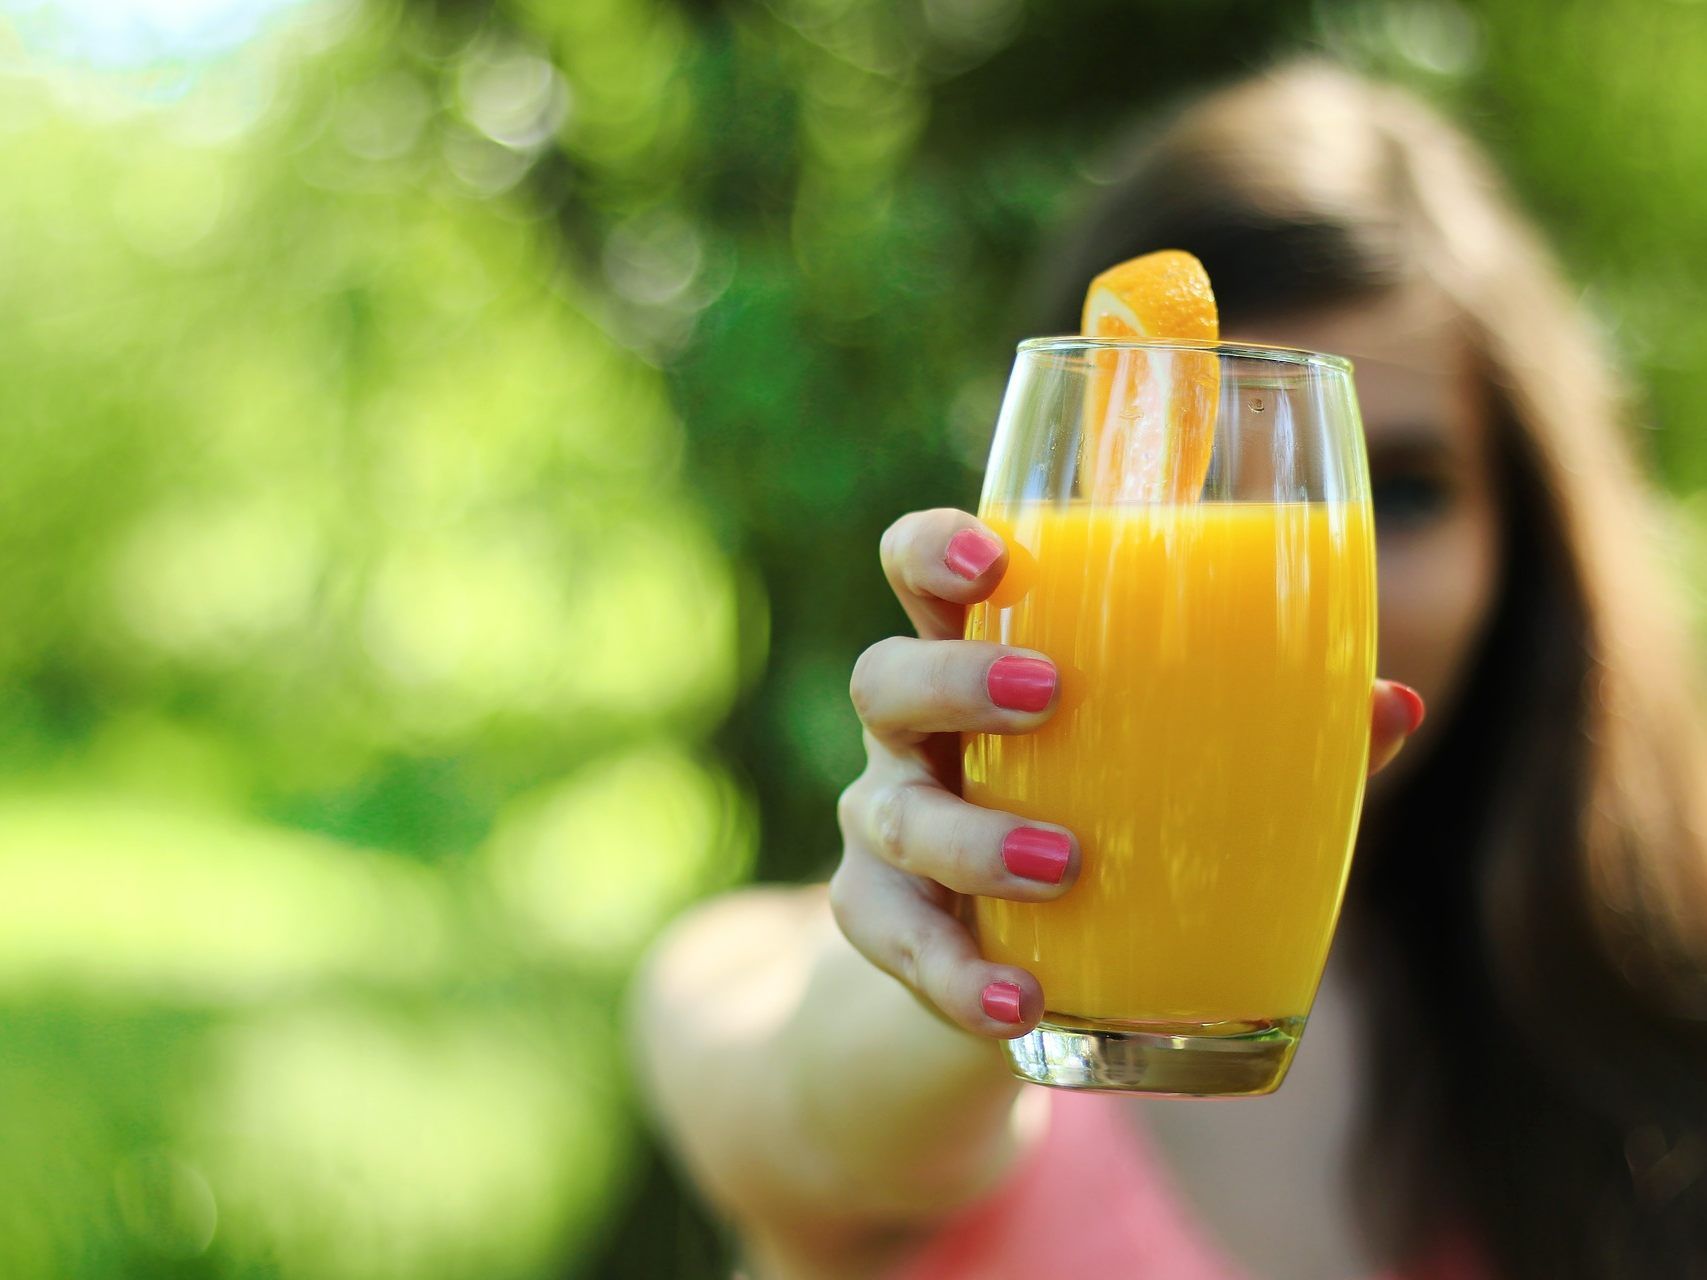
[{"xmin": 2, "ymin": 0, "xmax": 1704, "ymax": 1275}]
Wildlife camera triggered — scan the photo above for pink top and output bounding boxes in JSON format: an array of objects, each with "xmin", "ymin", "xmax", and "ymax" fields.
[{"xmin": 889, "ymin": 1089, "xmax": 1492, "ymax": 1280}]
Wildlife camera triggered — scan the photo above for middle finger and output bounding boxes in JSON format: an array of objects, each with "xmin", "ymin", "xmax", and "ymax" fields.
[{"xmin": 857, "ymin": 777, "xmax": 1081, "ymax": 901}]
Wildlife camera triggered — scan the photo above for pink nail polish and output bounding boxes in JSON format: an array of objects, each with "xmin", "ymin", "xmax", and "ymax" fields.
[
  {"xmin": 981, "ymin": 981, "xmax": 1023, "ymax": 1024},
  {"xmin": 1391, "ymin": 682, "xmax": 1426, "ymax": 734},
  {"xmin": 1003, "ymin": 828, "xmax": 1071, "ymax": 884},
  {"xmin": 944, "ymin": 528, "xmax": 1002, "ymax": 580},
  {"xmin": 987, "ymin": 656, "xmax": 1056, "ymax": 712}
]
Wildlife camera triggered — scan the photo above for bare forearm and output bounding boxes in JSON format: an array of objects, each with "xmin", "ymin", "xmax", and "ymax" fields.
[
  {"xmin": 778, "ymin": 885, "xmax": 1031, "ymax": 1217},
  {"xmin": 629, "ymin": 885, "xmax": 1035, "ymax": 1241}
]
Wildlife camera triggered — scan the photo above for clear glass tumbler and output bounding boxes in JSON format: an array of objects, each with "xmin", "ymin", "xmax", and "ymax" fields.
[{"xmin": 963, "ymin": 337, "xmax": 1376, "ymax": 1096}]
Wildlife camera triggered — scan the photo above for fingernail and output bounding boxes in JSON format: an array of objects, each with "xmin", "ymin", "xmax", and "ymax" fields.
[
  {"xmin": 1391, "ymin": 682, "xmax": 1426, "ymax": 734},
  {"xmin": 1002, "ymin": 828, "xmax": 1071, "ymax": 884},
  {"xmin": 981, "ymin": 981, "xmax": 1023, "ymax": 1024},
  {"xmin": 987, "ymin": 656, "xmax": 1056, "ymax": 712},
  {"xmin": 944, "ymin": 528, "xmax": 1003, "ymax": 580}
]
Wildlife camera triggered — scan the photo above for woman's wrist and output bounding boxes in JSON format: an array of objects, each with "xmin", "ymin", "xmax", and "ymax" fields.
[{"xmin": 783, "ymin": 885, "xmax": 1033, "ymax": 1218}]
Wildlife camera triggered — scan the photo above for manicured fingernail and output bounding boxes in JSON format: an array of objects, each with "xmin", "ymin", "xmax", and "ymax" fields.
[
  {"xmin": 987, "ymin": 656, "xmax": 1056, "ymax": 712},
  {"xmin": 944, "ymin": 528, "xmax": 1003, "ymax": 580},
  {"xmin": 1002, "ymin": 828, "xmax": 1071, "ymax": 884},
  {"xmin": 1391, "ymin": 682, "xmax": 1426, "ymax": 734},
  {"xmin": 981, "ymin": 981, "xmax": 1023, "ymax": 1024}
]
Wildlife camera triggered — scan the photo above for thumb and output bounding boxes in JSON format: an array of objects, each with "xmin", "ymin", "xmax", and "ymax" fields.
[{"xmin": 1369, "ymin": 679, "xmax": 1426, "ymax": 775}]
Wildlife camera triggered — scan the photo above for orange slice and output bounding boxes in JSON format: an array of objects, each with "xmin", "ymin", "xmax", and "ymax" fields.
[{"xmin": 1079, "ymin": 249, "xmax": 1220, "ymax": 503}]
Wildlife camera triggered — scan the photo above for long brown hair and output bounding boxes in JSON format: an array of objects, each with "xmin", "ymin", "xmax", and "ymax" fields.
[{"xmin": 1037, "ymin": 62, "xmax": 1707, "ymax": 1278}]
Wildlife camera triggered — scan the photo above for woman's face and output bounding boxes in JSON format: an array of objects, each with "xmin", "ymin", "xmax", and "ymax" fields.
[{"xmin": 1233, "ymin": 284, "xmax": 1503, "ymax": 790}]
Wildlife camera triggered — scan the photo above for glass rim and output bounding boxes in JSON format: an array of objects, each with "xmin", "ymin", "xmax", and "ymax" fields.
[{"xmin": 1017, "ymin": 335, "xmax": 1354, "ymax": 372}]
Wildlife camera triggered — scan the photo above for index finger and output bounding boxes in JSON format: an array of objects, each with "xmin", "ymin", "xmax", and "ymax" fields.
[{"xmin": 880, "ymin": 508, "xmax": 1009, "ymax": 640}]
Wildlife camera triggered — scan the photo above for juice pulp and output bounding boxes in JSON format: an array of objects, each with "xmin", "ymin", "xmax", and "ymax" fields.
[{"xmin": 964, "ymin": 501, "xmax": 1376, "ymax": 1027}]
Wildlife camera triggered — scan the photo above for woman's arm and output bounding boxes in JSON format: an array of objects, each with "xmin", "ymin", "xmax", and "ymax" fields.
[
  {"xmin": 628, "ymin": 882, "xmax": 1046, "ymax": 1279},
  {"xmin": 627, "ymin": 506, "xmax": 1420, "ymax": 1279},
  {"xmin": 630, "ymin": 510, "xmax": 1067, "ymax": 1274}
]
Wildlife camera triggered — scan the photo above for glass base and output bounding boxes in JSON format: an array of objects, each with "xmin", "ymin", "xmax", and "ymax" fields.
[{"xmin": 1002, "ymin": 1014, "xmax": 1305, "ymax": 1096}]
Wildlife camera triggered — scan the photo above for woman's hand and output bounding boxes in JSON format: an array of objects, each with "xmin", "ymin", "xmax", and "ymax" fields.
[{"xmin": 833, "ymin": 507, "xmax": 1425, "ymax": 1041}]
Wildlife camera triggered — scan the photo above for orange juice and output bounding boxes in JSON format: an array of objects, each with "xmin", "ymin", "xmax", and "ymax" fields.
[{"xmin": 964, "ymin": 500, "xmax": 1376, "ymax": 1028}]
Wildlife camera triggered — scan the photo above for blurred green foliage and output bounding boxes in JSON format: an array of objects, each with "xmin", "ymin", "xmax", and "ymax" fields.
[{"xmin": 1, "ymin": 0, "xmax": 1705, "ymax": 1276}]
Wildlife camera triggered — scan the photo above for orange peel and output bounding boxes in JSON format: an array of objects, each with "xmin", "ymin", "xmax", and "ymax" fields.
[{"xmin": 1079, "ymin": 250, "xmax": 1220, "ymax": 503}]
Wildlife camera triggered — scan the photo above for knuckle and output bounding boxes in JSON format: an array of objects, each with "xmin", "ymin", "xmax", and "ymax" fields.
[
  {"xmin": 879, "ymin": 514, "xmax": 916, "ymax": 576},
  {"xmin": 943, "ymin": 809, "xmax": 986, "ymax": 887},
  {"xmin": 871, "ymin": 783, "xmax": 911, "ymax": 868},
  {"xmin": 826, "ymin": 863, "xmax": 857, "ymax": 933},
  {"xmin": 848, "ymin": 636, "xmax": 904, "ymax": 727},
  {"xmin": 835, "ymin": 779, "xmax": 864, "ymax": 839},
  {"xmin": 889, "ymin": 925, "xmax": 923, "ymax": 989},
  {"xmin": 907, "ymin": 926, "xmax": 951, "ymax": 996},
  {"xmin": 847, "ymin": 645, "xmax": 880, "ymax": 725},
  {"xmin": 924, "ymin": 644, "xmax": 962, "ymax": 708}
]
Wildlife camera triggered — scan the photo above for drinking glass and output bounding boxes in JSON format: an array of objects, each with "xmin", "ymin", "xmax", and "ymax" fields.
[{"xmin": 962, "ymin": 337, "xmax": 1376, "ymax": 1096}]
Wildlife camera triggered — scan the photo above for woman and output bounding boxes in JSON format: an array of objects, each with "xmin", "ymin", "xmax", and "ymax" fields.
[{"xmin": 629, "ymin": 62, "xmax": 1707, "ymax": 1280}]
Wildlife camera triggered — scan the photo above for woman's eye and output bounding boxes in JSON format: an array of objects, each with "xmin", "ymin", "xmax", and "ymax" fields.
[{"xmin": 1372, "ymin": 472, "xmax": 1454, "ymax": 530}]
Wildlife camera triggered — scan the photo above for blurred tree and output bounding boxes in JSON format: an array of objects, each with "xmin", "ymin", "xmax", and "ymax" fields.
[
  {"xmin": 0, "ymin": 1, "xmax": 751, "ymax": 1276},
  {"xmin": 2, "ymin": 0, "xmax": 1706, "ymax": 1276}
]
